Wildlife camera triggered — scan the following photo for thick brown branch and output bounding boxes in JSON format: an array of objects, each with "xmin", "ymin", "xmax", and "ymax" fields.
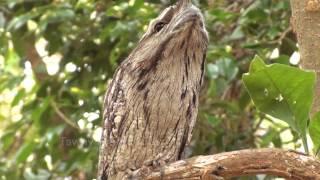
[{"xmin": 147, "ymin": 148, "xmax": 320, "ymax": 180}]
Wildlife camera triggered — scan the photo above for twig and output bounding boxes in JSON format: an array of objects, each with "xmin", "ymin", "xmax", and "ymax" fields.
[
  {"xmin": 50, "ymin": 101, "xmax": 80, "ymax": 130},
  {"xmin": 269, "ymin": 27, "xmax": 293, "ymax": 45}
]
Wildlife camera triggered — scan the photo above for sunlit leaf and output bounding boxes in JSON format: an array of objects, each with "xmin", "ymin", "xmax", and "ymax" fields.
[
  {"xmin": 260, "ymin": 127, "xmax": 282, "ymax": 148},
  {"xmin": 11, "ymin": 88, "xmax": 25, "ymax": 107},
  {"xmin": 14, "ymin": 141, "xmax": 37, "ymax": 163},
  {"xmin": 5, "ymin": 48, "xmax": 20, "ymax": 74},
  {"xmin": 243, "ymin": 56, "xmax": 316, "ymax": 136},
  {"xmin": 23, "ymin": 168, "xmax": 50, "ymax": 180}
]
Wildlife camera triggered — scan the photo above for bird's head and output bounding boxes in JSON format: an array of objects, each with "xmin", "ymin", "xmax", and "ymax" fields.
[{"xmin": 128, "ymin": 0, "xmax": 208, "ymax": 65}]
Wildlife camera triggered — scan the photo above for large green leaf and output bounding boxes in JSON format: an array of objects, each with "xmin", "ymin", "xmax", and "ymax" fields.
[{"xmin": 243, "ymin": 56, "xmax": 316, "ymax": 136}]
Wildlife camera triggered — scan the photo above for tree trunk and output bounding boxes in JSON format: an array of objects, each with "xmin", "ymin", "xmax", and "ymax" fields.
[{"xmin": 290, "ymin": 0, "xmax": 320, "ymax": 115}]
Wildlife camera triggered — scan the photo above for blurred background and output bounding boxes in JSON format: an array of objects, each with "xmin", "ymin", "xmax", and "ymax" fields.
[{"xmin": 0, "ymin": 0, "xmax": 301, "ymax": 179}]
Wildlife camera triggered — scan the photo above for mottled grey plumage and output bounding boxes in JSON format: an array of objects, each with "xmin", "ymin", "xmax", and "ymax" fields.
[{"xmin": 97, "ymin": 0, "xmax": 208, "ymax": 179}]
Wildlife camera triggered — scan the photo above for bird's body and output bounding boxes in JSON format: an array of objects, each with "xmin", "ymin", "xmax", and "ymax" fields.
[{"xmin": 98, "ymin": 0, "xmax": 208, "ymax": 179}]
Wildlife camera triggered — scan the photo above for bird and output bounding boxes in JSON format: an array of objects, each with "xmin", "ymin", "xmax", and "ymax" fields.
[{"xmin": 97, "ymin": 0, "xmax": 208, "ymax": 179}]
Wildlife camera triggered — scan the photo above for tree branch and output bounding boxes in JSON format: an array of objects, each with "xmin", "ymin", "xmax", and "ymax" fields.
[
  {"xmin": 50, "ymin": 101, "xmax": 80, "ymax": 130},
  {"xmin": 147, "ymin": 148, "xmax": 320, "ymax": 180}
]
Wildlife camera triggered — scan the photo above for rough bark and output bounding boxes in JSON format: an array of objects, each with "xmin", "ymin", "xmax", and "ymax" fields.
[
  {"xmin": 147, "ymin": 148, "xmax": 320, "ymax": 180},
  {"xmin": 291, "ymin": 0, "xmax": 320, "ymax": 115}
]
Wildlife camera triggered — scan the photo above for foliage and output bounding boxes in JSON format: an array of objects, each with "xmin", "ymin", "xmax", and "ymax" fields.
[
  {"xmin": 0, "ymin": 0, "xmax": 318, "ymax": 179},
  {"xmin": 243, "ymin": 56, "xmax": 316, "ymax": 152}
]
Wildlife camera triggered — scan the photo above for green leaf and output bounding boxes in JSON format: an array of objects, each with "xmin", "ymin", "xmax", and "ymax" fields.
[
  {"xmin": 210, "ymin": 9, "xmax": 236, "ymax": 22},
  {"xmin": 228, "ymin": 26, "xmax": 244, "ymax": 40},
  {"xmin": 207, "ymin": 63, "xmax": 219, "ymax": 79},
  {"xmin": 310, "ymin": 112, "xmax": 320, "ymax": 153},
  {"xmin": 0, "ymin": 12, "xmax": 5, "ymax": 28},
  {"xmin": 44, "ymin": 125, "xmax": 65, "ymax": 151},
  {"xmin": 272, "ymin": 55, "xmax": 290, "ymax": 65},
  {"xmin": 132, "ymin": 0, "xmax": 144, "ymax": 9},
  {"xmin": 14, "ymin": 141, "xmax": 37, "ymax": 163},
  {"xmin": 260, "ymin": 127, "xmax": 282, "ymax": 148},
  {"xmin": 206, "ymin": 114, "xmax": 221, "ymax": 127},
  {"xmin": 7, "ymin": 14, "xmax": 33, "ymax": 30},
  {"xmin": 5, "ymin": 48, "xmax": 20, "ymax": 74},
  {"xmin": 5, "ymin": 0, "xmax": 40, "ymax": 8},
  {"xmin": 11, "ymin": 88, "xmax": 26, "ymax": 107},
  {"xmin": 207, "ymin": 58, "xmax": 239, "ymax": 81},
  {"xmin": 7, "ymin": 11, "xmax": 40, "ymax": 31},
  {"xmin": 31, "ymin": 96, "xmax": 51, "ymax": 124},
  {"xmin": 243, "ymin": 55, "xmax": 316, "ymax": 136},
  {"xmin": 0, "ymin": 130, "xmax": 15, "ymax": 152},
  {"xmin": 39, "ymin": 8, "xmax": 75, "ymax": 32},
  {"xmin": 23, "ymin": 168, "xmax": 50, "ymax": 180}
]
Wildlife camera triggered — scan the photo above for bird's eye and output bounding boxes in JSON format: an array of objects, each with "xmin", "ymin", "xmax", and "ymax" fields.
[{"xmin": 154, "ymin": 22, "xmax": 166, "ymax": 32}]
